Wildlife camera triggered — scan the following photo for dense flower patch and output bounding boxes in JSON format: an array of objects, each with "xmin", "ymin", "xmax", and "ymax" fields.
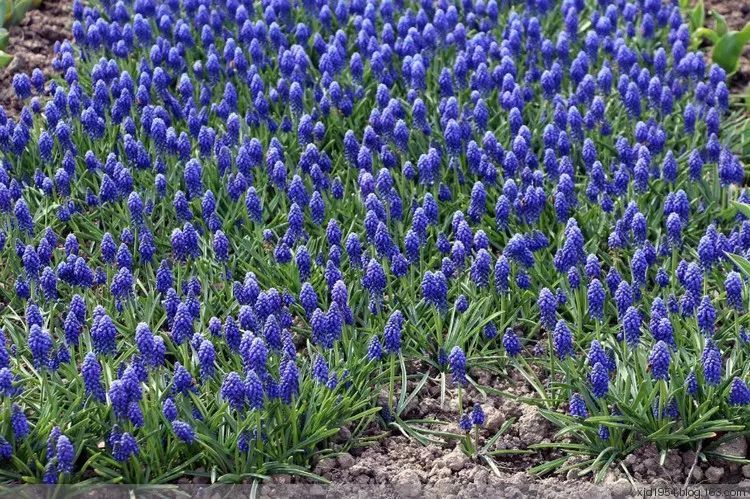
[{"xmin": 0, "ymin": 0, "xmax": 748, "ymax": 485}]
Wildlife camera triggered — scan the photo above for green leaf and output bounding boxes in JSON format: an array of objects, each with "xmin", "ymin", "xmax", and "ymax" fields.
[
  {"xmin": 691, "ymin": 0, "xmax": 705, "ymax": 31},
  {"xmin": 0, "ymin": 0, "xmax": 7, "ymax": 28},
  {"xmin": 712, "ymin": 23, "xmax": 750, "ymax": 73},
  {"xmin": 0, "ymin": 49, "xmax": 11, "ymax": 68},
  {"xmin": 705, "ymin": 452, "xmax": 750, "ymax": 464},
  {"xmin": 733, "ymin": 201, "xmax": 750, "ymax": 219},
  {"xmin": 713, "ymin": 11, "xmax": 729, "ymax": 36},
  {"xmin": 694, "ymin": 27, "xmax": 719, "ymax": 45},
  {"xmin": 727, "ymin": 253, "xmax": 750, "ymax": 278},
  {"xmin": 11, "ymin": 0, "xmax": 31, "ymax": 24},
  {"xmin": 0, "ymin": 28, "xmax": 8, "ymax": 49}
]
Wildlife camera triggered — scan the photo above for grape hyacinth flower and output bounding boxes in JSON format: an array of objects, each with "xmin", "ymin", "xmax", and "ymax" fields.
[
  {"xmin": 590, "ymin": 362, "xmax": 609, "ymax": 399},
  {"xmin": 383, "ymin": 310, "xmax": 404, "ymax": 354},
  {"xmin": 538, "ymin": 288, "xmax": 557, "ymax": 330},
  {"xmin": 421, "ymin": 270, "xmax": 448, "ymax": 311},
  {"xmin": 648, "ymin": 341, "xmax": 671, "ymax": 380},
  {"xmin": 569, "ymin": 393, "xmax": 588, "ymax": 418},
  {"xmin": 725, "ymin": 272, "xmax": 744, "ymax": 311},
  {"xmin": 587, "ymin": 279, "xmax": 605, "ymax": 321},
  {"xmin": 702, "ymin": 341, "xmax": 722, "ymax": 386},
  {"xmin": 553, "ymin": 320, "xmax": 574, "ymax": 359},
  {"xmin": 471, "ymin": 404, "xmax": 485, "ymax": 427},
  {"xmin": 459, "ymin": 414, "xmax": 472, "ymax": 432},
  {"xmin": 503, "ymin": 329, "xmax": 522, "ymax": 357},
  {"xmin": 171, "ymin": 420, "xmax": 195, "ymax": 444},
  {"xmin": 367, "ymin": 336, "xmax": 383, "ymax": 361},
  {"xmin": 448, "ymin": 346, "xmax": 466, "ymax": 386},
  {"xmin": 729, "ymin": 377, "xmax": 750, "ymax": 406}
]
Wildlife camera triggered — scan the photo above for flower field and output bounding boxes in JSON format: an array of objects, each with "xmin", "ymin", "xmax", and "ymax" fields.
[{"xmin": 0, "ymin": 0, "xmax": 749, "ymax": 487}]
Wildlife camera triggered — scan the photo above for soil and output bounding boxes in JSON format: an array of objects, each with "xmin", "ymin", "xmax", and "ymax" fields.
[
  {"xmin": 288, "ymin": 365, "xmax": 750, "ymax": 495},
  {"xmin": 705, "ymin": 0, "xmax": 750, "ymax": 91},
  {"xmin": 0, "ymin": 0, "xmax": 71, "ymax": 118}
]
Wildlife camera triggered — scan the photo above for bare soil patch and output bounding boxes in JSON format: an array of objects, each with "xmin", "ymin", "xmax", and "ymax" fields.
[{"xmin": 0, "ymin": 0, "xmax": 71, "ymax": 118}]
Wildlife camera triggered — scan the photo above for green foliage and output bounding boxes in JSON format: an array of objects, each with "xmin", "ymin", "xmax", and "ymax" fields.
[
  {"xmin": 712, "ymin": 25, "xmax": 750, "ymax": 74},
  {"xmin": 9, "ymin": 0, "xmax": 30, "ymax": 25},
  {"xmin": 0, "ymin": 49, "xmax": 11, "ymax": 68},
  {"xmin": 686, "ymin": 0, "xmax": 750, "ymax": 74}
]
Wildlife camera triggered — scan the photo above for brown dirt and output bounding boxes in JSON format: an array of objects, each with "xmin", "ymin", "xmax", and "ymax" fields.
[
  {"xmin": 298, "ymin": 365, "xmax": 750, "ymax": 493},
  {"xmin": 0, "ymin": 0, "xmax": 71, "ymax": 118},
  {"xmin": 705, "ymin": 0, "xmax": 750, "ymax": 91}
]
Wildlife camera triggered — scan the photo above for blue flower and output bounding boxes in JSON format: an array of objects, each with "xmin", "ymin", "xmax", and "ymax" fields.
[
  {"xmin": 538, "ymin": 288, "xmax": 557, "ymax": 330},
  {"xmin": 11, "ymin": 404, "xmax": 29, "ymax": 439},
  {"xmin": 696, "ymin": 295, "xmax": 716, "ymax": 336},
  {"xmin": 725, "ymin": 272, "xmax": 744, "ymax": 311},
  {"xmin": 29, "ymin": 324, "xmax": 53, "ymax": 368},
  {"xmin": 503, "ymin": 328, "xmax": 523, "ymax": 357},
  {"xmin": 112, "ymin": 432, "xmax": 139, "ymax": 462},
  {"xmin": 362, "ymin": 259, "xmax": 386, "ymax": 312},
  {"xmin": 648, "ymin": 341, "xmax": 671, "ymax": 380},
  {"xmin": 171, "ymin": 420, "xmax": 195, "ymax": 444},
  {"xmin": 505, "ymin": 234, "xmax": 535, "ymax": 268},
  {"xmin": 553, "ymin": 320, "xmax": 574, "ymax": 359},
  {"xmin": 172, "ymin": 362, "xmax": 195, "ymax": 395},
  {"xmin": 470, "ymin": 249, "xmax": 491, "ymax": 288},
  {"xmin": 0, "ymin": 368, "xmax": 14, "ymax": 397},
  {"xmin": 384, "ymin": 310, "xmax": 404, "ymax": 354},
  {"xmin": 622, "ymin": 306, "xmax": 642, "ymax": 348},
  {"xmin": 655, "ymin": 268, "xmax": 670, "ymax": 288},
  {"xmin": 590, "ymin": 362, "xmax": 609, "ymax": 399},
  {"xmin": 367, "ymin": 336, "xmax": 383, "ymax": 361},
  {"xmin": 312, "ymin": 354, "xmax": 329, "ymax": 384},
  {"xmin": 614, "ymin": 281, "xmax": 633, "ymax": 318},
  {"xmin": 81, "ymin": 352, "xmax": 105, "ymax": 402},
  {"xmin": 630, "ymin": 249, "xmax": 647, "ymax": 287},
  {"xmin": 471, "ymin": 404, "xmax": 485, "ymax": 427},
  {"xmin": 448, "ymin": 346, "xmax": 466, "ymax": 386},
  {"xmin": 729, "ymin": 377, "xmax": 750, "ymax": 406},
  {"xmin": 701, "ymin": 341, "xmax": 722, "ymax": 386},
  {"xmin": 198, "ymin": 340, "xmax": 216, "ymax": 380},
  {"xmin": 587, "ymin": 279, "xmax": 605, "ymax": 320},
  {"xmin": 0, "ymin": 437, "xmax": 11, "ymax": 460},
  {"xmin": 684, "ymin": 263, "xmax": 703, "ymax": 297},
  {"xmin": 213, "ymin": 231, "xmax": 230, "ymax": 262},
  {"xmin": 459, "ymin": 414, "xmax": 472, "ymax": 432},
  {"xmin": 220, "ymin": 372, "xmax": 247, "ymax": 412},
  {"xmin": 569, "ymin": 393, "xmax": 588, "ymax": 418},
  {"xmin": 421, "ymin": 271, "xmax": 448, "ymax": 311},
  {"xmin": 46, "ymin": 431, "xmax": 72, "ymax": 478},
  {"xmin": 455, "ymin": 295, "xmax": 469, "ymax": 313},
  {"xmin": 587, "ymin": 340, "xmax": 611, "ymax": 370},
  {"xmin": 12, "ymin": 74, "xmax": 32, "ymax": 100},
  {"xmin": 585, "ymin": 254, "xmax": 601, "ymax": 280},
  {"xmin": 279, "ymin": 358, "xmax": 299, "ymax": 404}
]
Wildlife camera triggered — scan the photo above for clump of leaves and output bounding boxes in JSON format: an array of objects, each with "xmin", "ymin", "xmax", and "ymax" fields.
[{"xmin": 688, "ymin": 0, "xmax": 750, "ymax": 74}]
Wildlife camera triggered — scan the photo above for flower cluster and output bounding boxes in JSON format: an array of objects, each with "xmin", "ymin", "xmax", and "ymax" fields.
[{"xmin": 0, "ymin": 0, "xmax": 748, "ymax": 484}]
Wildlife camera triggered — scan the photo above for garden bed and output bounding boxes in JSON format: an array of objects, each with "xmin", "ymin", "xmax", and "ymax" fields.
[{"xmin": 0, "ymin": 0, "xmax": 750, "ymax": 493}]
